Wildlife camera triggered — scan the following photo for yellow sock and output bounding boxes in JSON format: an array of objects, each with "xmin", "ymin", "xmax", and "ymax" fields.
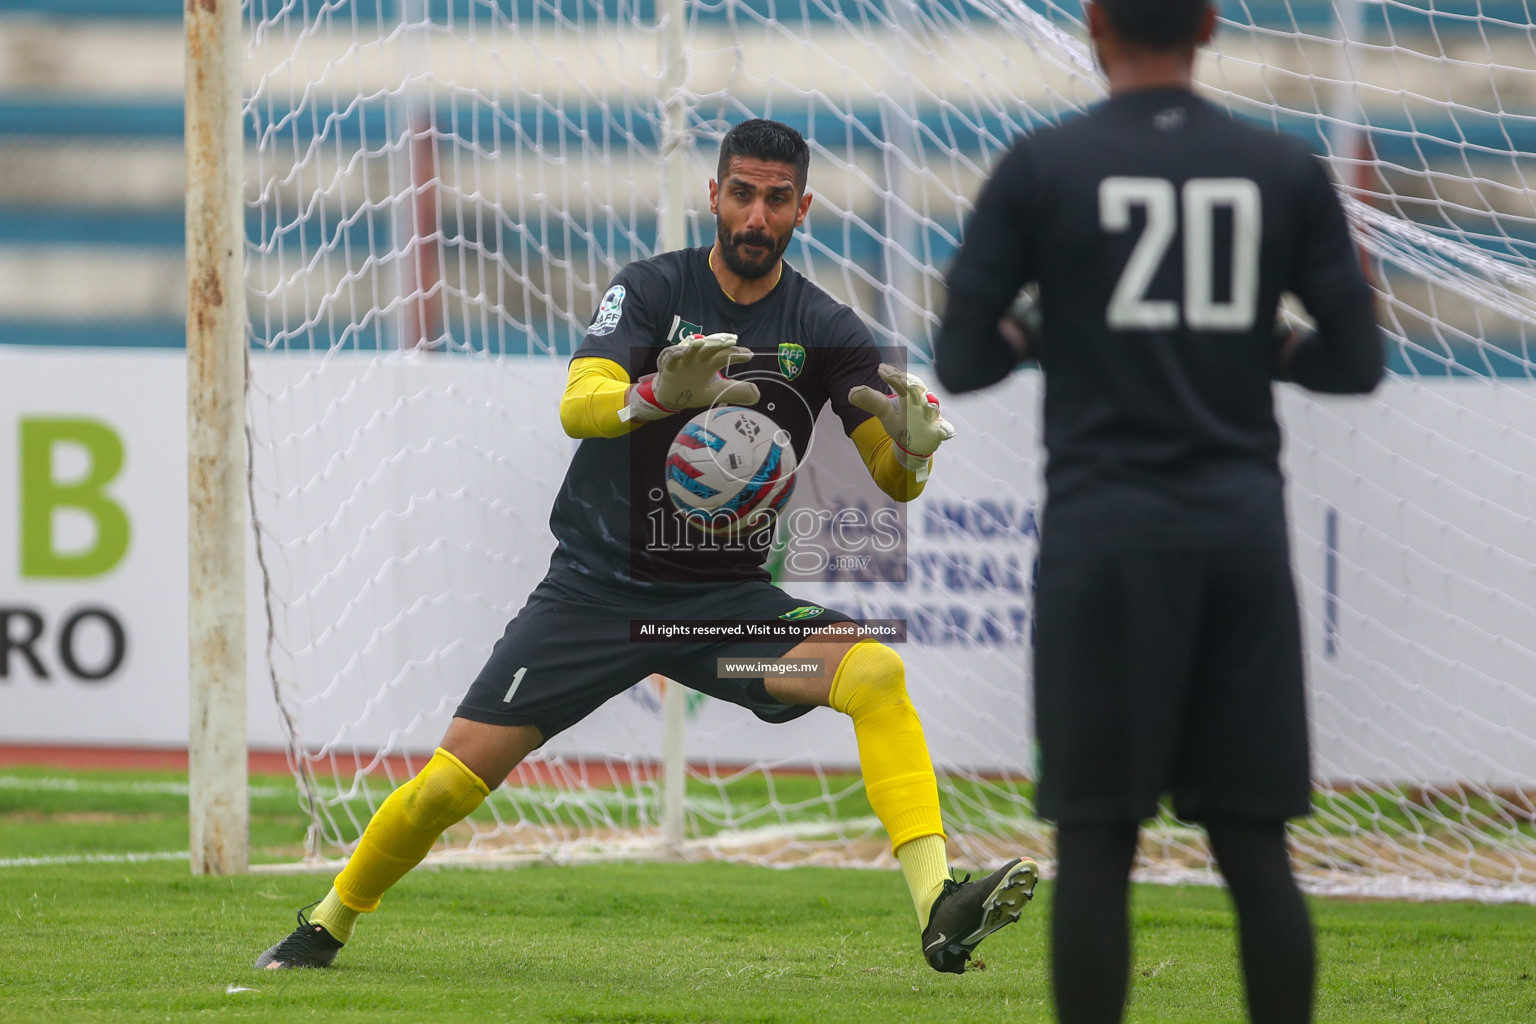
[
  {"xmin": 896, "ymin": 833, "xmax": 952, "ymax": 928},
  {"xmin": 331, "ymin": 747, "xmax": 490, "ymax": 914},
  {"xmin": 828, "ymin": 641, "xmax": 947, "ymax": 923},
  {"xmin": 308, "ymin": 887, "xmax": 360, "ymax": 943}
]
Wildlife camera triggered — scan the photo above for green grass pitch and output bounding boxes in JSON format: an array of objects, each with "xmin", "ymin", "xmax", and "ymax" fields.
[{"xmin": 3, "ymin": 765, "xmax": 1536, "ymax": 1023}]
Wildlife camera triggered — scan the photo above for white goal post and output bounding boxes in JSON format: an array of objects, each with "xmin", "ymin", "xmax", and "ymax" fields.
[
  {"xmin": 190, "ymin": 0, "xmax": 1536, "ymax": 899},
  {"xmin": 185, "ymin": 0, "xmax": 249, "ymax": 876}
]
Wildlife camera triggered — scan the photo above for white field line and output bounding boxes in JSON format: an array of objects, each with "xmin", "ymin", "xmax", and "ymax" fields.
[
  {"xmin": 0, "ymin": 775, "xmax": 292, "ymax": 799},
  {"xmin": 0, "ymin": 850, "xmax": 189, "ymax": 868},
  {"xmin": 0, "ymin": 775, "xmax": 728, "ymax": 810}
]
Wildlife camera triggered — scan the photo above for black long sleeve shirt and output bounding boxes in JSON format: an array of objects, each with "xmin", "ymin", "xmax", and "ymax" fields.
[{"xmin": 935, "ymin": 87, "xmax": 1383, "ymax": 546}]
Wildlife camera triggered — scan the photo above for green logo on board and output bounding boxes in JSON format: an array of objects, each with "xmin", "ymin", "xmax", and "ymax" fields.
[
  {"xmin": 20, "ymin": 418, "xmax": 131, "ymax": 579},
  {"xmin": 779, "ymin": 605, "xmax": 824, "ymax": 621},
  {"xmin": 778, "ymin": 342, "xmax": 806, "ymax": 380}
]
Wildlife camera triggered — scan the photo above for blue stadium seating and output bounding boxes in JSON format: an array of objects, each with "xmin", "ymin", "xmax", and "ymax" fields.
[{"xmin": 1, "ymin": 0, "xmax": 1532, "ymax": 373}]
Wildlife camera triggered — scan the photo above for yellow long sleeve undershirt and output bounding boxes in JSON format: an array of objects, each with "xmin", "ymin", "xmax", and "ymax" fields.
[
  {"xmin": 558, "ymin": 356, "xmax": 931, "ymax": 501},
  {"xmin": 850, "ymin": 417, "xmax": 929, "ymax": 503},
  {"xmin": 559, "ymin": 356, "xmax": 641, "ymax": 438}
]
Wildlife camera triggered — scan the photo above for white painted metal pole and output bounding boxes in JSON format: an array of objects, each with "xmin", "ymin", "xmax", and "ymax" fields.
[
  {"xmin": 881, "ymin": 0, "xmax": 923, "ymax": 351},
  {"xmin": 662, "ymin": 679, "xmax": 688, "ymax": 846},
  {"xmin": 657, "ymin": 0, "xmax": 690, "ymax": 257},
  {"xmin": 1329, "ymin": 0, "xmax": 1369, "ymax": 193},
  {"xmin": 658, "ymin": 0, "xmax": 690, "ymax": 849},
  {"xmin": 396, "ymin": 0, "xmax": 439, "ymax": 350},
  {"xmin": 186, "ymin": 0, "xmax": 250, "ymax": 874}
]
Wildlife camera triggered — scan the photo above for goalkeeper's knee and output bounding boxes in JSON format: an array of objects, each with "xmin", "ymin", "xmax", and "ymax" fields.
[
  {"xmin": 829, "ymin": 641, "xmax": 911, "ymax": 721},
  {"xmin": 333, "ymin": 748, "xmax": 489, "ymax": 912},
  {"xmin": 396, "ymin": 748, "xmax": 490, "ymax": 835}
]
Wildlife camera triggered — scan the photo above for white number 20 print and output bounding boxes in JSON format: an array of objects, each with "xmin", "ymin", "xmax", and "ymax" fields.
[{"xmin": 1099, "ymin": 176, "xmax": 1261, "ymax": 331}]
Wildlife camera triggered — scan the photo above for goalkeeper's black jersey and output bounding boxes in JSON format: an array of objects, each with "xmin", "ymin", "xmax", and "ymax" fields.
[
  {"xmin": 550, "ymin": 246, "xmax": 882, "ymax": 595},
  {"xmin": 935, "ymin": 86, "xmax": 1382, "ymax": 547}
]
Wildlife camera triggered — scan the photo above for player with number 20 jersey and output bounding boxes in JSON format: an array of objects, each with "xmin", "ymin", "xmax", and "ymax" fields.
[{"xmin": 934, "ymin": 1, "xmax": 1383, "ymax": 1021}]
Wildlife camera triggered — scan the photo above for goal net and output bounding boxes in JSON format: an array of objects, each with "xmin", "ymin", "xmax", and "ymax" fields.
[{"xmin": 243, "ymin": 0, "xmax": 1536, "ymax": 899}]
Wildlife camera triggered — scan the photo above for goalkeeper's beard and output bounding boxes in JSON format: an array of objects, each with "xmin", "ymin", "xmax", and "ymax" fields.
[{"xmin": 716, "ymin": 222, "xmax": 793, "ymax": 281}]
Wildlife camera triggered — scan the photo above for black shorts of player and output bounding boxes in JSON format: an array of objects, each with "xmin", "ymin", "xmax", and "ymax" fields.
[
  {"xmin": 455, "ymin": 574, "xmax": 854, "ymax": 739},
  {"xmin": 1032, "ymin": 537, "xmax": 1311, "ymax": 825}
]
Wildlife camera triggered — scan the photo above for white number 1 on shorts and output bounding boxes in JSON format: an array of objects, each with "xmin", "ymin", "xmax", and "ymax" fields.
[{"xmin": 503, "ymin": 666, "xmax": 528, "ymax": 703}]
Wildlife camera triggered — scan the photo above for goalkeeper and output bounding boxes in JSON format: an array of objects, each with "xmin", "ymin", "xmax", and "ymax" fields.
[{"xmin": 256, "ymin": 118, "xmax": 1036, "ymax": 975}]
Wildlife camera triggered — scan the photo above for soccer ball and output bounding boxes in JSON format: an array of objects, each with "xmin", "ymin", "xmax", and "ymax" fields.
[{"xmin": 664, "ymin": 406, "xmax": 797, "ymax": 534}]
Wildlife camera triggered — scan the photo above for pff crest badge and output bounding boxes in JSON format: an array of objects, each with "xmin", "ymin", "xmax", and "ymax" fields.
[{"xmin": 778, "ymin": 342, "xmax": 807, "ymax": 380}]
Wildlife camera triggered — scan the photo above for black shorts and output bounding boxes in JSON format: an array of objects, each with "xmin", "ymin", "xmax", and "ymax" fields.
[
  {"xmin": 455, "ymin": 574, "xmax": 853, "ymax": 739},
  {"xmin": 1032, "ymin": 538, "xmax": 1310, "ymax": 825}
]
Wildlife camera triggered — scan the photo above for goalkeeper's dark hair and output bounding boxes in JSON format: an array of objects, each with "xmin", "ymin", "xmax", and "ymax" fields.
[
  {"xmin": 718, "ymin": 119, "xmax": 811, "ymax": 192},
  {"xmin": 1096, "ymin": 0, "xmax": 1212, "ymax": 50}
]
